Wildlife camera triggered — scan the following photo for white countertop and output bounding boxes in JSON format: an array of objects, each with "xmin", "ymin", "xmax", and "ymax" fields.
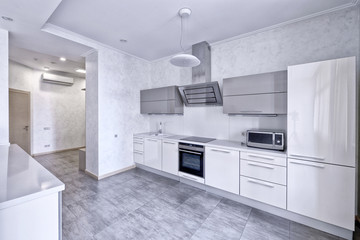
[
  {"xmin": 134, "ymin": 132, "xmax": 287, "ymax": 157},
  {"xmin": 0, "ymin": 144, "xmax": 65, "ymax": 210}
]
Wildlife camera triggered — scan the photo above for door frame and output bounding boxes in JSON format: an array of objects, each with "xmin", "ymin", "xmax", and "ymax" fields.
[{"xmin": 9, "ymin": 88, "xmax": 31, "ymax": 155}]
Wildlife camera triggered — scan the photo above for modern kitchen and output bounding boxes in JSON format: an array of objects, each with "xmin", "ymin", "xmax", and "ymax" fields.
[{"xmin": 0, "ymin": 0, "xmax": 359, "ymax": 240}]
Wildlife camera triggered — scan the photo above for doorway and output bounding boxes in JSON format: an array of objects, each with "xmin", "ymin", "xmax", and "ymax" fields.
[{"xmin": 9, "ymin": 88, "xmax": 31, "ymax": 154}]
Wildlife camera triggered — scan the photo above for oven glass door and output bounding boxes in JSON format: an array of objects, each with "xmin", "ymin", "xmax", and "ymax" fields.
[{"xmin": 179, "ymin": 150, "xmax": 204, "ymax": 178}]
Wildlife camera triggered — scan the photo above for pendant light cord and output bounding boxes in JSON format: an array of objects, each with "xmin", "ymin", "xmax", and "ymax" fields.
[{"xmin": 180, "ymin": 14, "xmax": 185, "ymax": 52}]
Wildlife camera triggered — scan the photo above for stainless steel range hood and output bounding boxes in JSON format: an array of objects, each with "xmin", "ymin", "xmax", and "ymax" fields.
[
  {"xmin": 178, "ymin": 41, "xmax": 223, "ymax": 106},
  {"xmin": 178, "ymin": 82, "xmax": 222, "ymax": 106}
]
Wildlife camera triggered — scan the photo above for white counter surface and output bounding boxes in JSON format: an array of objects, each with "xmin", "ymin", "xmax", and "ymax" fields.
[
  {"xmin": 134, "ymin": 133, "xmax": 287, "ymax": 156},
  {"xmin": 0, "ymin": 144, "xmax": 65, "ymax": 210}
]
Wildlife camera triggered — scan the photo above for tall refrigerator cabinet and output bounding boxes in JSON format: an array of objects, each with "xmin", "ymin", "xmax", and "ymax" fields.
[{"xmin": 287, "ymin": 57, "xmax": 356, "ymax": 231}]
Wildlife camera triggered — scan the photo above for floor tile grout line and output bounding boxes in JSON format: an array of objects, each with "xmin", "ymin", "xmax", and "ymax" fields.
[{"xmin": 239, "ymin": 207, "xmax": 253, "ymax": 240}]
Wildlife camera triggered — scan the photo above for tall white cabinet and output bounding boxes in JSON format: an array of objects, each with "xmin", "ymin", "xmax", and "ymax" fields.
[
  {"xmin": 144, "ymin": 138, "xmax": 162, "ymax": 170},
  {"xmin": 287, "ymin": 57, "xmax": 356, "ymax": 230}
]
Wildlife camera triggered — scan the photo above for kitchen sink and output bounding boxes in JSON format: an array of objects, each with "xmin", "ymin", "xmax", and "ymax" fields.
[{"xmin": 149, "ymin": 133, "xmax": 171, "ymax": 137}]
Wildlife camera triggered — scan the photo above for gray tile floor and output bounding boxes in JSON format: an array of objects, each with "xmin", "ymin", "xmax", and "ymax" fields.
[{"xmin": 35, "ymin": 150, "xmax": 347, "ymax": 240}]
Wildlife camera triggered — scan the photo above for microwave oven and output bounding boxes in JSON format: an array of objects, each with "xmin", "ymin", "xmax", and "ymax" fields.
[{"xmin": 246, "ymin": 130, "xmax": 285, "ymax": 151}]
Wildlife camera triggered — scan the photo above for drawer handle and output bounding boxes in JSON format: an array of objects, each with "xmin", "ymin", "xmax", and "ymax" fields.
[
  {"xmin": 289, "ymin": 154, "xmax": 325, "ymax": 161},
  {"xmin": 133, "ymin": 150, "xmax": 143, "ymax": 154},
  {"xmin": 247, "ymin": 179, "xmax": 274, "ymax": 188},
  {"xmin": 146, "ymin": 139, "xmax": 158, "ymax": 142},
  {"xmin": 248, "ymin": 162, "xmax": 274, "ymax": 169},
  {"xmin": 248, "ymin": 154, "xmax": 274, "ymax": 161},
  {"xmin": 180, "ymin": 174, "xmax": 198, "ymax": 181},
  {"xmin": 289, "ymin": 160, "xmax": 325, "ymax": 168},
  {"xmin": 163, "ymin": 141, "xmax": 176, "ymax": 145},
  {"xmin": 210, "ymin": 149, "xmax": 231, "ymax": 154},
  {"xmin": 134, "ymin": 141, "xmax": 143, "ymax": 144}
]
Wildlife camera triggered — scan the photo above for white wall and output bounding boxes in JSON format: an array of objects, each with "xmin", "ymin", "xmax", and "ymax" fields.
[
  {"xmin": 86, "ymin": 48, "xmax": 150, "ymax": 177},
  {"xmin": 148, "ymin": 6, "xmax": 359, "ymax": 144},
  {"xmin": 0, "ymin": 29, "xmax": 9, "ymax": 145},
  {"xmin": 9, "ymin": 61, "xmax": 86, "ymax": 155}
]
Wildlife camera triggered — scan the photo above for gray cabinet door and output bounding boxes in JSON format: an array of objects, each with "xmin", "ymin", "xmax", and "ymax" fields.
[
  {"xmin": 223, "ymin": 71, "xmax": 287, "ymax": 96},
  {"xmin": 223, "ymin": 93, "xmax": 287, "ymax": 115},
  {"xmin": 140, "ymin": 86, "xmax": 183, "ymax": 114},
  {"xmin": 223, "ymin": 70, "xmax": 287, "ymax": 115}
]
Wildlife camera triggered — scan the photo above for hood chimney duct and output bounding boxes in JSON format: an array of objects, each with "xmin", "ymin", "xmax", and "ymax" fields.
[{"xmin": 192, "ymin": 41, "xmax": 211, "ymax": 84}]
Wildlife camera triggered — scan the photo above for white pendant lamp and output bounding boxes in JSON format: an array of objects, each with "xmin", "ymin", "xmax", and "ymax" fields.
[{"xmin": 170, "ymin": 8, "xmax": 200, "ymax": 68}]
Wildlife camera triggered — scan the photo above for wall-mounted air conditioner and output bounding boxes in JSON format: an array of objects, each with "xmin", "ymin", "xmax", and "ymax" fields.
[{"xmin": 41, "ymin": 73, "xmax": 74, "ymax": 86}]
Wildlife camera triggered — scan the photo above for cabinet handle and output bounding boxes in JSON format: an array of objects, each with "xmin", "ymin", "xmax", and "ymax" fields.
[
  {"xmin": 163, "ymin": 141, "xmax": 176, "ymax": 145},
  {"xmin": 133, "ymin": 141, "xmax": 143, "ymax": 144},
  {"xmin": 248, "ymin": 162, "xmax": 274, "ymax": 169},
  {"xmin": 238, "ymin": 110, "xmax": 263, "ymax": 113},
  {"xmin": 146, "ymin": 139, "xmax": 158, "ymax": 142},
  {"xmin": 210, "ymin": 149, "xmax": 231, "ymax": 154},
  {"xmin": 134, "ymin": 138, "xmax": 143, "ymax": 141},
  {"xmin": 133, "ymin": 150, "xmax": 143, "ymax": 154},
  {"xmin": 289, "ymin": 160, "xmax": 325, "ymax": 168},
  {"xmin": 289, "ymin": 154, "xmax": 325, "ymax": 161},
  {"xmin": 247, "ymin": 179, "xmax": 274, "ymax": 188},
  {"xmin": 247, "ymin": 154, "xmax": 274, "ymax": 161},
  {"xmin": 179, "ymin": 149, "xmax": 202, "ymax": 155}
]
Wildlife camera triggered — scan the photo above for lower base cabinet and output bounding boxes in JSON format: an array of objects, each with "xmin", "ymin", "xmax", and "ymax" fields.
[
  {"xmin": 287, "ymin": 158, "xmax": 355, "ymax": 230},
  {"xmin": 240, "ymin": 176, "xmax": 286, "ymax": 209},
  {"xmin": 162, "ymin": 140, "xmax": 178, "ymax": 175},
  {"xmin": 144, "ymin": 138, "xmax": 162, "ymax": 170},
  {"xmin": 205, "ymin": 147, "xmax": 239, "ymax": 194}
]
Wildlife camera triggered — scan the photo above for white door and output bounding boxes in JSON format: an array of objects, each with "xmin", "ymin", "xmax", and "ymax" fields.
[
  {"xmin": 9, "ymin": 89, "xmax": 31, "ymax": 154},
  {"xmin": 162, "ymin": 140, "xmax": 178, "ymax": 175},
  {"xmin": 287, "ymin": 158, "xmax": 355, "ymax": 230},
  {"xmin": 144, "ymin": 138, "xmax": 161, "ymax": 170},
  {"xmin": 205, "ymin": 147, "xmax": 239, "ymax": 194},
  {"xmin": 287, "ymin": 57, "xmax": 356, "ymax": 167}
]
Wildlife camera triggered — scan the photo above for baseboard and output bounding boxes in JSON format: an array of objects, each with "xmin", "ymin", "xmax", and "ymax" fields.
[
  {"xmin": 85, "ymin": 165, "xmax": 136, "ymax": 180},
  {"xmin": 32, "ymin": 146, "xmax": 85, "ymax": 157}
]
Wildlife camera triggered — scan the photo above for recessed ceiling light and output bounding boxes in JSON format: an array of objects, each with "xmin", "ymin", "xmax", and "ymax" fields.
[
  {"xmin": 76, "ymin": 69, "xmax": 86, "ymax": 74},
  {"xmin": 2, "ymin": 16, "xmax": 13, "ymax": 21},
  {"xmin": 44, "ymin": 67, "xmax": 50, "ymax": 71},
  {"xmin": 60, "ymin": 57, "xmax": 66, "ymax": 61},
  {"xmin": 119, "ymin": 39, "xmax": 127, "ymax": 43}
]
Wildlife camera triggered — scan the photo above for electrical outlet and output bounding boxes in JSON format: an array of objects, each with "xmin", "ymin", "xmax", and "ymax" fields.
[
  {"xmin": 44, "ymin": 127, "xmax": 50, "ymax": 130},
  {"xmin": 44, "ymin": 144, "xmax": 50, "ymax": 148},
  {"xmin": 114, "ymin": 134, "xmax": 118, "ymax": 138}
]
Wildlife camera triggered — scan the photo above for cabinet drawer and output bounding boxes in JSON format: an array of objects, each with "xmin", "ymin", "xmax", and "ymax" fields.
[
  {"xmin": 205, "ymin": 147, "xmax": 239, "ymax": 194},
  {"xmin": 240, "ymin": 152, "xmax": 286, "ymax": 166},
  {"xmin": 240, "ymin": 176, "xmax": 286, "ymax": 209},
  {"xmin": 134, "ymin": 151, "xmax": 144, "ymax": 164},
  {"xmin": 133, "ymin": 141, "xmax": 144, "ymax": 152},
  {"xmin": 240, "ymin": 160, "xmax": 286, "ymax": 185}
]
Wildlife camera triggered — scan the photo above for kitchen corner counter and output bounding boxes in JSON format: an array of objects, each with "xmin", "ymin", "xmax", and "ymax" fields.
[{"xmin": 0, "ymin": 144, "xmax": 65, "ymax": 210}]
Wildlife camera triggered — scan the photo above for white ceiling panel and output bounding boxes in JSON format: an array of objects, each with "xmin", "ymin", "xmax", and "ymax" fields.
[{"xmin": 47, "ymin": 0, "xmax": 355, "ymax": 60}]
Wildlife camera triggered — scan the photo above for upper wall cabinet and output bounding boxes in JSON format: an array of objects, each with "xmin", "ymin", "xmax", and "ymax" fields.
[
  {"xmin": 223, "ymin": 71, "xmax": 287, "ymax": 115},
  {"xmin": 140, "ymin": 86, "xmax": 184, "ymax": 114}
]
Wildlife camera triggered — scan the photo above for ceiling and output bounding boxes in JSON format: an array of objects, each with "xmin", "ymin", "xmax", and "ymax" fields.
[
  {"xmin": 10, "ymin": 47, "xmax": 86, "ymax": 78},
  {"xmin": 47, "ymin": 0, "xmax": 356, "ymax": 61},
  {"xmin": 0, "ymin": 0, "xmax": 90, "ymax": 74},
  {"xmin": 0, "ymin": 0, "xmax": 357, "ymax": 63}
]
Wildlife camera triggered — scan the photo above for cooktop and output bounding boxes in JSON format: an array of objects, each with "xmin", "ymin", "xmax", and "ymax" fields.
[{"xmin": 180, "ymin": 136, "xmax": 216, "ymax": 143}]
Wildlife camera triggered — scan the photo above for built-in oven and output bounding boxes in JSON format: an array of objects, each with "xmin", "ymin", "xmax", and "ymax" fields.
[{"xmin": 178, "ymin": 142, "xmax": 204, "ymax": 178}]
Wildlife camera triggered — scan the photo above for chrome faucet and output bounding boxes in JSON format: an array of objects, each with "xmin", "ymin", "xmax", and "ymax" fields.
[{"xmin": 158, "ymin": 122, "xmax": 162, "ymax": 134}]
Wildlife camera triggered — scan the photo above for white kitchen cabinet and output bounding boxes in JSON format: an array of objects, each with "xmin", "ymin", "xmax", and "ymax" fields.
[
  {"xmin": 205, "ymin": 147, "xmax": 239, "ymax": 194},
  {"xmin": 240, "ymin": 151, "xmax": 286, "ymax": 167},
  {"xmin": 133, "ymin": 136, "xmax": 144, "ymax": 164},
  {"xmin": 133, "ymin": 151, "xmax": 144, "ymax": 164},
  {"xmin": 162, "ymin": 140, "xmax": 178, "ymax": 175},
  {"xmin": 240, "ymin": 159, "xmax": 286, "ymax": 185},
  {"xmin": 240, "ymin": 176, "xmax": 286, "ymax": 209},
  {"xmin": 144, "ymin": 138, "xmax": 162, "ymax": 170},
  {"xmin": 287, "ymin": 158, "xmax": 355, "ymax": 230},
  {"xmin": 287, "ymin": 57, "xmax": 356, "ymax": 167}
]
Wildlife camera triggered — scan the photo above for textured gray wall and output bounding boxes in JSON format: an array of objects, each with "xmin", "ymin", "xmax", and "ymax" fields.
[{"xmin": 9, "ymin": 61, "xmax": 86, "ymax": 155}]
